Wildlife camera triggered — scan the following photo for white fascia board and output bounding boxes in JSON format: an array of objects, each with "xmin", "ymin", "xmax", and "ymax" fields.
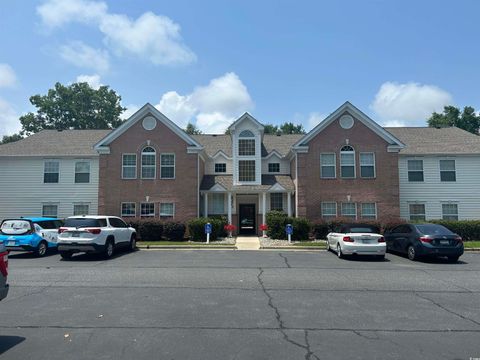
[
  {"xmin": 96, "ymin": 146, "xmax": 110, "ymax": 154},
  {"xmin": 264, "ymin": 150, "xmax": 283, "ymax": 159},
  {"xmin": 228, "ymin": 112, "xmax": 265, "ymax": 132},
  {"xmin": 268, "ymin": 183, "xmax": 286, "ymax": 192},
  {"xmin": 187, "ymin": 146, "xmax": 204, "ymax": 154},
  {"xmin": 212, "ymin": 150, "xmax": 232, "ymax": 160}
]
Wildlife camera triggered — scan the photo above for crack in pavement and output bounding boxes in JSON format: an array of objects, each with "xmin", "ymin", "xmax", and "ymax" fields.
[
  {"xmin": 256, "ymin": 268, "xmax": 320, "ymax": 360},
  {"xmin": 414, "ymin": 292, "xmax": 480, "ymax": 327},
  {"xmin": 278, "ymin": 253, "xmax": 291, "ymax": 268}
]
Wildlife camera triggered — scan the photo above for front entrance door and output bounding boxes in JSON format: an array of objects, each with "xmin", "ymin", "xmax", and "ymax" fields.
[{"xmin": 239, "ymin": 204, "xmax": 256, "ymax": 234}]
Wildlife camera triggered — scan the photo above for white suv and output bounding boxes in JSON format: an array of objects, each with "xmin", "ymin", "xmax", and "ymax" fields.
[{"xmin": 57, "ymin": 216, "xmax": 136, "ymax": 260}]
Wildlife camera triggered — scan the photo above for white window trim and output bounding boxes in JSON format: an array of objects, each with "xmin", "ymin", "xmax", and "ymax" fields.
[
  {"xmin": 41, "ymin": 203, "xmax": 59, "ymax": 217},
  {"xmin": 74, "ymin": 160, "xmax": 91, "ymax": 184},
  {"xmin": 361, "ymin": 202, "xmax": 377, "ymax": 219},
  {"xmin": 269, "ymin": 193, "xmax": 284, "ymax": 212},
  {"xmin": 360, "ymin": 152, "xmax": 376, "ymax": 179},
  {"xmin": 141, "ymin": 147, "xmax": 156, "ymax": 180},
  {"xmin": 439, "ymin": 159, "xmax": 456, "ymax": 182},
  {"xmin": 43, "ymin": 159, "xmax": 60, "ymax": 184},
  {"xmin": 140, "ymin": 202, "xmax": 155, "ymax": 217},
  {"xmin": 160, "ymin": 202, "xmax": 175, "ymax": 217},
  {"xmin": 214, "ymin": 163, "xmax": 227, "ymax": 173},
  {"xmin": 321, "ymin": 201, "xmax": 337, "ymax": 218},
  {"xmin": 320, "ymin": 153, "xmax": 336, "ymax": 179},
  {"xmin": 122, "ymin": 153, "xmax": 137, "ymax": 180},
  {"xmin": 408, "ymin": 202, "xmax": 426, "ymax": 221},
  {"xmin": 121, "ymin": 202, "xmax": 137, "ymax": 217},
  {"xmin": 341, "ymin": 202, "xmax": 357, "ymax": 219},
  {"xmin": 268, "ymin": 163, "xmax": 280, "ymax": 173},
  {"xmin": 160, "ymin": 153, "xmax": 176, "ymax": 179},
  {"xmin": 441, "ymin": 202, "xmax": 459, "ymax": 220},
  {"xmin": 407, "ymin": 159, "xmax": 424, "ymax": 182},
  {"xmin": 238, "ymin": 159, "xmax": 257, "ymax": 183},
  {"xmin": 340, "ymin": 147, "xmax": 356, "ymax": 179}
]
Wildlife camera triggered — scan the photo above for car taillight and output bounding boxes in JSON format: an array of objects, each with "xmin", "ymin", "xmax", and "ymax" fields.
[
  {"xmin": 58, "ymin": 227, "xmax": 67, "ymax": 234},
  {"xmin": 0, "ymin": 251, "xmax": 8, "ymax": 277},
  {"xmin": 419, "ymin": 237, "xmax": 432, "ymax": 243},
  {"xmin": 86, "ymin": 228, "xmax": 101, "ymax": 235},
  {"xmin": 343, "ymin": 236, "xmax": 354, "ymax": 242},
  {"xmin": 378, "ymin": 236, "xmax": 385, "ymax": 243},
  {"xmin": 455, "ymin": 236, "xmax": 463, "ymax": 243}
]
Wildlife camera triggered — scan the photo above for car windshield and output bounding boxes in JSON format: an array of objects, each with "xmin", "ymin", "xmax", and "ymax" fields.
[
  {"xmin": 416, "ymin": 224, "xmax": 454, "ymax": 236},
  {"xmin": 347, "ymin": 226, "xmax": 379, "ymax": 234},
  {"xmin": 64, "ymin": 218, "xmax": 107, "ymax": 228},
  {"xmin": 1, "ymin": 220, "xmax": 32, "ymax": 235}
]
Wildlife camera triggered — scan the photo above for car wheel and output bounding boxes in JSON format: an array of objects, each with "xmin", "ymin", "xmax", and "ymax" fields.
[
  {"xmin": 103, "ymin": 239, "xmax": 114, "ymax": 259},
  {"xmin": 407, "ymin": 245, "xmax": 417, "ymax": 261},
  {"xmin": 59, "ymin": 251, "xmax": 73, "ymax": 260},
  {"xmin": 447, "ymin": 255, "xmax": 459, "ymax": 263},
  {"xmin": 325, "ymin": 240, "xmax": 330, "ymax": 252},
  {"xmin": 336, "ymin": 244, "xmax": 343, "ymax": 259},
  {"xmin": 376, "ymin": 255, "xmax": 385, "ymax": 261},
  {"xmin": 35, "ymin": 241, "xmax": 48, "ymax": 257},
  {"xmin": 129, "ymin": 235, "xmax": 136, "ymax": 252}
]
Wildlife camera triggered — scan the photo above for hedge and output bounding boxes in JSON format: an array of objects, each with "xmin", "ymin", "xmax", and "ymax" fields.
[
  {"xmin": 187, "ymin": 217, "xmax": 227, "ymax": 241},
  {"xmin": 163, "ymin": 222, "xmax": 187, "ymax": 241},
  {"xmin": 265, "ymin": 211, "xmax": 312, "ymax": 241},
  {"xmin": 125, "ymin": 219, "xmax": 164, "ymax": 241},
  {"xmin": 429, "ymin": 220, "xmax": 480, "ymax": 241}
]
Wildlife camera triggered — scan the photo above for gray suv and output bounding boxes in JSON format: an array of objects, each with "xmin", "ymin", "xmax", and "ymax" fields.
[{"xmin": 0, "ymin": 241, "xmax": 9, "ymax": 300}]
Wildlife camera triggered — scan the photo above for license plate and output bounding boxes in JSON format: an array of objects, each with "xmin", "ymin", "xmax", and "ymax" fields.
[
  {"xmin": 7, "ymin": 241, "xmax": 15, "ymax": 246},
  {"xmin": 71, "ymin": 233, "xmax": 80, "ymax": 237},
  {"xmin": 440, "ymin": 240, "xmax": 449, "ymax": 245},
  {"xmin": 362, "ymin": 240, "xmax": 371, "ymax": 244}
]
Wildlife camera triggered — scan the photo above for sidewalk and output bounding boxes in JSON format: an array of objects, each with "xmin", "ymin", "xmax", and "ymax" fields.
[{"xmin": 235, "ymin": 236, "xmax": 261, "ymax": 250}]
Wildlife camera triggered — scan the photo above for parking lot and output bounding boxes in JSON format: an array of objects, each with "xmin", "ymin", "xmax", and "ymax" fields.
[{"xmin": 1, "ymin": 249, "xmax": 479, "ymax": 359}]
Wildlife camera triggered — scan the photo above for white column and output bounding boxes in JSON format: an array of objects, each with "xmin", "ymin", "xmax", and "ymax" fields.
[
  {"xmin": 204, "ymin": 193, "xmax": 208, "ymax": 218},
  {"xmin": 227, "ymin": 192, "xmax": 232, "ymax": 224},
  {"xmin": 262, "ymin": 192, "xmax": 266, "ymax": 224},
  {"xmin": 287, "ymin": 192, "xmax": 292, "ymax": 217}
]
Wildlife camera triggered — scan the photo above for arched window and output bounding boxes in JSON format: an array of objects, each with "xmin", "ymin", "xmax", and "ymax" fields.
[
  {"xmin": 141, "ymin": 146, "xmax": 156, "ymax": 179},
  {"xmin": 340, "ymin": 145, "xmax": 355, "ymax": 178},
  {"xmin": 238, "ymin": 130, "xmax": 255, "ymax": 156}
]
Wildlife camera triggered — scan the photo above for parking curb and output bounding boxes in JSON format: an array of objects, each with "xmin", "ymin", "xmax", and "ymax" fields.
[{"xmin": 137, "ymin": 245, "xmax": 236, "ymax": 250}]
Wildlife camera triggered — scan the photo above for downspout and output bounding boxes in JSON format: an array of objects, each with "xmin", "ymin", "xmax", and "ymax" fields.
[
  {"xmin": 295, "ymin": 152, "xmax": 298, "ymax": 218},
  {"xmin": 197, "ymin": 154, "xmax": 200, "ymax": 218}
]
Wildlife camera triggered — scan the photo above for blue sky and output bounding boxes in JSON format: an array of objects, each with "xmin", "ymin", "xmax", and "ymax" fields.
[{"xmin": 0, "ymin": 0, "xmax": 479, "ymax": 136}]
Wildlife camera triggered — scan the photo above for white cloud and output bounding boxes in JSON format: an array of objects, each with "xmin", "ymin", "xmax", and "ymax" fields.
[
  {"xmin": 60, "ymin": 41, "xmax": 110, "ymax": 73},
  {"xmin": 38, "ymin": 0, "xmax": 196, "ymax": 65},
  {"xmin": 371, "ymin": 82, "xmax": 453, "ymax": 126},
  {"xmin": 306, "ymin": 112, "xmax": 326, "ymax": 132},
  {"xmin": 155, "ymin": 72, "xmax": 254, "ymax": 133},
  {"xmin": 37, "ymin": 0, "xmax": 107, "ymax": 28},
  {"xmin": 0, "ymin": 64, "xmax": 17, "ymax": 88},
  {"xmin": 75, "ymin": 74, "xmax": 102, "ymax": 89},
  {"xmin": 0, "ymin": 98, "xmax": 20, "ymax": 137}
]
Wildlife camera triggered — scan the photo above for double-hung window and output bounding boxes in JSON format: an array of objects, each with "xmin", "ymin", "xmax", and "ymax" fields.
[
  {"xmin": 320, "ymin": 154, "xmax": 336, "ymax": 178},
  {"xmin": 121, "ymin": 203, "xmax": 136, "ymax": 217},
  {"xmin": 160, "ymin": 203, "xmax": 175, "ymax": 218},
  {"xmin": 73, "ymin": 203, "xmax": 89, "ymax": 215},
  {"xmin": 361, "ymin": 203, "xmax": 377, "ymax": 219},
  {"xmin": 270, "ymin": 193, "xmax": 283, "ymax": 211},
  {"xmin": 321, "ymin": 202, "xmax": 337, "ymax": 218},
  {"xmin": 209, "ymin": 194, "xmax": 225, "ymax": 214},
  {"xmin": 408, "ymin": 160, "xmax": 424, "ymax": 182},
  {"xmin": 442, "ymin": 203, "xmax": 458, "ymax": 220},
  {"xmin": 409, "ymin": 203, "xmax": 425, "ymax": 221},
  {"xmin": 140, "ymin": 203, "xmax": 155, "ymax": 217},
  {"xmin": 44, "ymin": 160, "xmax": 59, "ymax": 183},
  {"xmin": 75, "ymin": 161, "xmax": 90, "ymax": 183},
  {"xmin": 340, "ymin": 146, "xmax": 355, "ymax": 178},
  {"xmin": 161, "ymin": 154, "xmax": 175, "ymax": 179},
  {"xmin": 360, "ymin": 153, "xmax": 375, "ymax": 178},
  {"xmin": 239, "ymin": 160, "xmax": 256, "ymax": 182},
  {"xmin": 341, "ymin": 202, "xmax": 356, "ymax": 219},
  {"xmin": 141, "ymin": 147, "xmax": 156, "ymax": 179},
  {"xmin": 122, "ymin": 154, "xmax": 137, "ymax": 179},
  {"xmin": 440, "ymin": 160, "xmax": 456, "ymax": 182},
  {"xmin": 42, "ymin": 204, "xmax": 58, "ymax": 217}
]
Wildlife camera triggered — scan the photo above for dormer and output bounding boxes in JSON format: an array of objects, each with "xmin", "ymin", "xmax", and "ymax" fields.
[{"xmin": 228, "ymin": 113, "xmax": 264, "ymax": 185}]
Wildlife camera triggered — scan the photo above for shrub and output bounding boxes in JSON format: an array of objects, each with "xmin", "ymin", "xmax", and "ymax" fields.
[
  {"xmin": 265, "ymin": 211, "xmax": 311, "ymax": 240},
  {"xmin": 428, "ymin": 220, "xmax": 480, "ymax": 241},
  {"xmin": 133, "ymin": 219, "xmax": 164, "ymax": 241},
  {"xmin": 312, "ymin": 217, "xmax": 406, "ymax": 239},
  {"xmin": 289, "ymin": 217, "xmax": 311, "ymax": 241},
  {"xmin": 163, "ymin": 222, "xmax": 186, "ymax": 241},
  {"xmin": 187, "ymin": 217, "xmax": 227, "ymax": 241}
]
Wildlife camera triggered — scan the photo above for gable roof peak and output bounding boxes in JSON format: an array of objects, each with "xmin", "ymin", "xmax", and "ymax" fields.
[{"xmin": 227, "ymin": 112, "xmax": 264, "ymax": 132}]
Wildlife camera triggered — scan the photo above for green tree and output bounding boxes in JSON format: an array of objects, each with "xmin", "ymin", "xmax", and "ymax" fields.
[
  {"xmin": 0, "ymin": 133, "xmax": 23, "ymax": 144},
  {"xmin": 263, "ymin": 124, "xmax": 279, "ymax": 134},
  {"xmin": 19, "ymin": 82, "xmax": 125, "ymax": 135},
  {"xmin": 428, "ymin": 106, "xmax": 480, "ymax": 135},
  {"xmin": 279, "ymin": 122, "xmax": 306, "ymax": 134},
  {"xmin": 185, "ymin": 122, "xmax": 202, "ymax": 135}
]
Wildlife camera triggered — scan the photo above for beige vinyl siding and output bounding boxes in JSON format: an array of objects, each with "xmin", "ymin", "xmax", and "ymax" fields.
[
  {"xmin": 398, "ymin": 155, "xmax": 480, "ymax": 220},
  {"xmin": 204, "ymin": 156, "xmax": 233, "ymax": 175},
  {"xmin": 261, "ymin": 156, "xmax": 290, "ymax": 174},
  {"xmin": 0, "ymin": 156, "xmax": 99, "ymax": 220}
]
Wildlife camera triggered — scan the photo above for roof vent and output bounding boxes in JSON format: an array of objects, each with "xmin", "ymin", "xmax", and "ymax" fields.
[{"xmin": 212, "ymin": 134, "xmax": 217, "ymax": 137}]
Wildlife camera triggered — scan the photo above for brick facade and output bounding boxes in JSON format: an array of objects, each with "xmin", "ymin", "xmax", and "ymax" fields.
[
  {"xmin": 98, "ymin": 113, "xmax": 199, "ymax": 223},
  {"xmin": 296, "ymin": 111, "xmax": 400, "ymax": 221}
]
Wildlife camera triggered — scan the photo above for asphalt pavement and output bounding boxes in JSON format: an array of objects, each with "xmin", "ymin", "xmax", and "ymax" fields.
[{"xmin": 1, "ymin": 249, "xmax": 479, "ymax": 360}]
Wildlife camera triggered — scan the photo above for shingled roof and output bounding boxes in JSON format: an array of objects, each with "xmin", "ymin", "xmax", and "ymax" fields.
[
  {"xmin": 385, "ymin": 127, "xmax": 480, "ymax": 155},
  {"xmin": 200, "ymin": 175, "xmax": 295, "ymax": 192},
  {"xmin": 193, "ymin": 134, "xmax": 303, "ymax": 157},
  {"xmin": 0, "ymin": 130, "xmax": 112, "ymax": 156}
]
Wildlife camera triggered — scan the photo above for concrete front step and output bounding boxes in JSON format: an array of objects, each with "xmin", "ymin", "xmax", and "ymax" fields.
[{"xmin": 235, "ymin": 236, "xmax": 261, "ymax": 250}]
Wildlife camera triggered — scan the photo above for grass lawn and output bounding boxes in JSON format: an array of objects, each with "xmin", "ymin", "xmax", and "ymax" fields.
[
  {"xmin": 137, "ymin": 241, "xmax": 235, "ymax": 247},
  {"xmin": 464, "ymin": 241, "xmax": 480, "ymax": 249},
  {"xmin": 293, "ymin": 241, "xmax": 327, "ymax": 248}
]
